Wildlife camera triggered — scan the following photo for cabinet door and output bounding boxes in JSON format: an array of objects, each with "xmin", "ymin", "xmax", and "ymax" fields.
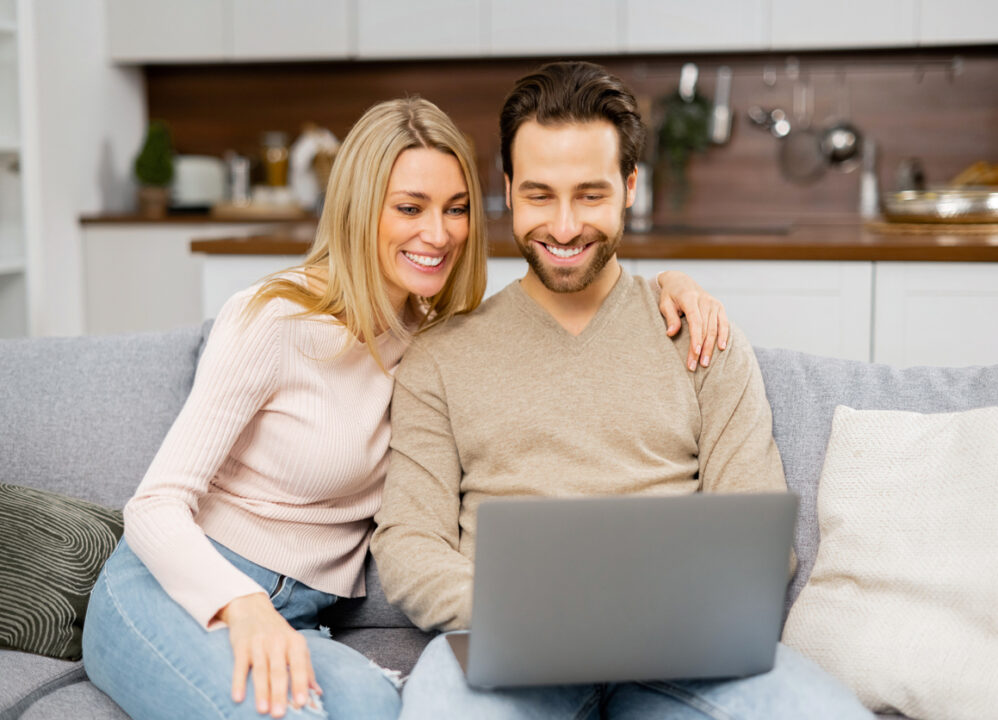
[
  {"xmin": 231, "ymin": 0, "xmax": 351, "ymax": 60},
  {"xmin": 489, "ymin": 0, "xmax": 619, "ymax": 56},
  {"xmin": 486, "ymin": 258, "xmax": 528, "ymax": 300},
  {"xmin": 106, "ymin": 0, "xmax": 228, "ymax": 63},
  {"xmin": 630, "ymin": 259, "xmax": 873, "ymax": 362},
  {"xmin": 919, "ymin": 0, "xmax": 998, "ymax": 45},
  {"xmin": 356, "ymin": 0, "xmax": 484, "ymax": 58},
  {"xmin": 624, "ymin": 0, "xmax": 767, "ymax": 52},
  {"xmin": 770, "ymin": 0, "xmax": 916, "ymax": 49},
  {"xmin": 874, "ymin": 262, "xmax": 998, "ymax": 367}
]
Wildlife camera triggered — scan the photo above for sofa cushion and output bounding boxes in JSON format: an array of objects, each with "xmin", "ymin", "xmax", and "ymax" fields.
[
  {"xmin": 0, "ymin": 651, "xmax": 84, "ymax": 720},
  {"xmin": 18, "ymin": 681, "xmax": 128, "ymax": 720},
  {"xmin": 783, "ymin": 405, "xmax": 998, "ymax": 720},
  {"xmin": 0, "ymin": 485, "xmax": 123, "ymax": 660},
  {"xmin": 333, "ymin": 628, "xmax": 436, "ymax": 677},
  {"xmin": 0, "ymin": 324, "xmax": 206, "ymax": 509},
  {"xmin": 752, "ymin": 348, "xmax": 998, "ymax": 618}
]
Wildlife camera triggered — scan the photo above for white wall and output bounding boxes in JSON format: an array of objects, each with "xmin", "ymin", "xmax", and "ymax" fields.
[{"xmin": 22, "ymin": 0, "xmax": 144, "ymax": 336}]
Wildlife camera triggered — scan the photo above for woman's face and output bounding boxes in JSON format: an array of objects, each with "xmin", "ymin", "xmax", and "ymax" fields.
[{"xmin": 378, "ymin": 148, "xmax": 470, "ymax": 309}]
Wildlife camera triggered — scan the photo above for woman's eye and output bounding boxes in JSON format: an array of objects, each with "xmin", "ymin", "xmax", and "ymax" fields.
[
  {"xmin": 447, "ymin": 205, "xmax": 469, "ymax": 216},
  {"xmin": 397, "ymin": 205, "xmax": 420, "ymax": 216}
]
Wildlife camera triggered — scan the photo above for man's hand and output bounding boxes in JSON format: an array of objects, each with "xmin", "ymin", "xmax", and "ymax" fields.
[
  {"xmin": 656, "ymin": 270, "xmax": 730, "ymax": 371},
  {"xmin": 217, "ymin": 592, "xmax": 321, "ymax": 718}
]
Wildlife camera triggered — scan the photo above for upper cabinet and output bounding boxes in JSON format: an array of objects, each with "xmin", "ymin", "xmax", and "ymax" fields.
[
  {"xmin": 624, "ymin": 0, "xmax": 768, "ymax": 53},
  {"xmin": 490, "ymin": 0, "xmax": 620, "ymax": 56},
  {"xmin": 106, "ymin": 0, "xmax": 998, "ymax": 64},
  {"xmin": 106, "ymin": 0, "xmax": 229, "ymax": 62},
  {"xmin": 355, "ymin": 0, "xmax": 484, "ymax": 58},
  {"xmin": 770, "ymin": 0, "xmax": 917, "ymax": 50},
  {"xmin": 230, "ymin": 0, "xmax": 351, "ymax": 60},
  {"xmin": 919, "ymin": 0, "xmax": 998, "ymax": 46}
]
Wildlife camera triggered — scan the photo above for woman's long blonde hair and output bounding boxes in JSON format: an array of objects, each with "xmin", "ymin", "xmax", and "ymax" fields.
[{"xmin": 247, "ymin": 97, "xmax": 487, "ymax": 370}]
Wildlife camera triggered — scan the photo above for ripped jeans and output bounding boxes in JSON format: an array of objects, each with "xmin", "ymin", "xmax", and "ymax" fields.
[{"xmin": 82, "ymin": 538, "xmax": 401, "ymax": 720}]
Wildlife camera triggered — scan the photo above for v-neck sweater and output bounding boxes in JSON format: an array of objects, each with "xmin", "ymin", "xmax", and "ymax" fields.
[
  {"xmin": 371, "ymin": 269, "xmax": 787, "ymax": 632},
  {"xmin": 124, "ymin": 285, "xmax": 408, "ymax": 629}
]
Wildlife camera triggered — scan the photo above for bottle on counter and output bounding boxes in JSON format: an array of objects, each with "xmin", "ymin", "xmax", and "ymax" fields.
[{"xmin": 261, "ymin": 131, "xmax": 290, "ymax": 187}]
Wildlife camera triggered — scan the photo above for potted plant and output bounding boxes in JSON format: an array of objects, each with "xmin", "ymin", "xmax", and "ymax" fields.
[{"xmin": 134, "ymin": 120, "xmax": 174, "ymax": 218}]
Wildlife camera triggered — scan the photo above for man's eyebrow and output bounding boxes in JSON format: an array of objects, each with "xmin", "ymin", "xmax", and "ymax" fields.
[
  {"xmin": 575, "ymin": 181, "xmax": 613, "ymax": 192},
  {"xmin": 515, "ymin": 180, "xmax": 614, "ymax": 193},
  {"xmin": 516, "ymin": 181, "xmax": 553, "ymax": 193}
]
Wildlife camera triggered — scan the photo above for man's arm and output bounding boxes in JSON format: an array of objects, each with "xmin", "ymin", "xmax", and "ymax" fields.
[
  {"xmin": 692, "ymin": 324, "xmax": 787, "ymax": 495},
  {"xmin": 370, "ymin": 342, "xmax": 474, "ymax": 632}
]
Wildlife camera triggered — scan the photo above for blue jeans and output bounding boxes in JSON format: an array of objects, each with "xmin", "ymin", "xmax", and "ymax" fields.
[
  {"xmin": 398, "ymin": 633, "xmax": 874, "ymax": 719},
  {"xmin": 82, "ymin": 538, "xmax": 401, "ymax": 720}
]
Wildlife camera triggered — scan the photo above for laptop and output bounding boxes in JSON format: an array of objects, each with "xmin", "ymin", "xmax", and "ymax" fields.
[{"xmin": 446, "ymin": 492, "xmax": 798, "ymax": 689}]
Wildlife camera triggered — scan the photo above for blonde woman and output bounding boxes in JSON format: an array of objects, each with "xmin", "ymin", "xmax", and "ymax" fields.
[{"xmin": 82, "ymin": 97, "xmax": 726, "ymax": 720}]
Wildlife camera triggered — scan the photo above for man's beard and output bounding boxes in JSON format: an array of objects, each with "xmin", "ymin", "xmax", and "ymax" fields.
[{"xmin": 515, "ymin": 208, "xmax": 625, "ymax": 294}]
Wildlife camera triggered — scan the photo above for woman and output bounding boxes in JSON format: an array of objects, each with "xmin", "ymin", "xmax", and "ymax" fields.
[{"xmin": 82, "ymin": 97, "xmax": 727, "ymax": 720}]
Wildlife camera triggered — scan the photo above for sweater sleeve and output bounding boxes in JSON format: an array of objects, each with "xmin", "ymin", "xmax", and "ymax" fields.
[
  {"xmin": 693, "ymin": 323, "xmax": 788, "ymax": 496},
  {"xmin": 123, "ymin": 290, "xmax": 283, "ymax": 630},
  {"xmin": 370, "ymin": 342, "xmax": 474, "ymax": 632}
]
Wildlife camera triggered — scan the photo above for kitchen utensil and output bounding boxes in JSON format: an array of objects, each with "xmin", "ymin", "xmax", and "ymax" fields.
[
  {"xmin": 708, "ymin": 66, "xmax": 733, "ymax": 145},
  {"xmin": 747, "ymin": 106, "xmax": 790, "ymax": 138},
  {"xmin": 895, "ymin": 157, "xmax": 926, "ymax": 191},
  {"xmin": 859, "ymin": 140, "xmax": 880, "ymax": 219},
  {"xmin": 820, "ymin": 73, "xmax": 863, "ymax": 172},
  {"xmin": 779, "ymin": 75, "xmax": 826, "ymax": 185},
  {"xmin": 882, "ymin": 188, "xmax": 998, "ymax": 223}
]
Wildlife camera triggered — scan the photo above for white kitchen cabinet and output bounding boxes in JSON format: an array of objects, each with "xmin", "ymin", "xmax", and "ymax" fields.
[
  {"xmin": 230, "ymin": 0, "xmax": 351, "ymax": 61},
  {"xmin": 356, "ymin": 0, "xmax": 484, "ymax": 59},
  {"xmin": 83, "ymin": 223, "xmax": 287, "ymax": 335},
  {"xmin": 486, "ymin": 257, "xmax": 529, "ymax": 299},
  {"xmin": 106, "ymin": 0, "xmax": 229, "ymax": 63},
  {"xmin": 873, "ymin": 262, "xmax": 998, "ymax": 367},
  {"xmin": 770, "ymin": 0, "xmax": 917, "ymax": 49},
  {"xmin": 630, "ymin": 259, "xmax": 874, "ymax": 362},
  {"xmin": 200, "ymin": 253, "xmax": 303, "ymax": 320},
  {"xmin": 918, "ymin": 0, "xmax": 998, "ymax": 46},
  {"xmin": 489, "ymin": 0, "xmax": 620, "ymax": 56},
  {"xmin": 623, "ymin": 0, "xmax": 768, "ymax": 53}
]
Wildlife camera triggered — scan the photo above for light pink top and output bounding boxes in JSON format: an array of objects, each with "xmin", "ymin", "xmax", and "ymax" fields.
[{"xmin": 123, "ymin": 285, "xmax": 409, "ymax": 629}]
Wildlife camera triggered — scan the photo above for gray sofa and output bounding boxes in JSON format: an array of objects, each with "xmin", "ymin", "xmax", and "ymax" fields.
[{"xmin": 2, "ymin": 322, "xmax": 996, "ymax": 719}]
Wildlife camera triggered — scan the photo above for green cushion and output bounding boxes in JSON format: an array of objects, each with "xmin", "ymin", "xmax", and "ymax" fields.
[{"xmin": 0, "ymin": 484, "xmax": 123, "ymax": 660}]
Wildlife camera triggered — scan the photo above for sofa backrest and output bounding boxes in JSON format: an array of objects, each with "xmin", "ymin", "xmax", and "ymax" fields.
[
  {"xmin": 0, "ymin": 322, "xmax": 212, "ymax": 509},
  {"xmin": 753, "ymin": 347, "xmax": 998, "ymax": 619}
]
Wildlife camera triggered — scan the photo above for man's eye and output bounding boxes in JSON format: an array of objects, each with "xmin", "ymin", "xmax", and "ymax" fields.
[
  {"xmin": 581, "ymin": 194, "xmax": 605, "ymax": 202},
  {"xmin": 527, "ymin": 195, "xmax": 549, "ymax": 202}
]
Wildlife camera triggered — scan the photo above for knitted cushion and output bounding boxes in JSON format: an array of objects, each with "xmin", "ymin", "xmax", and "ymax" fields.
[
  {"xmin": 781, "ymin": 405, "xmax": 998, "ymax": 720},
  {"xmin": 0, "ymin": 485, "xmax": 123, "ymax": 661}
]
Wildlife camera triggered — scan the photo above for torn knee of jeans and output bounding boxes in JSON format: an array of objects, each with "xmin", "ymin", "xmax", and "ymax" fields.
[
  {"xmin": 369, "ymin": 660, "xmax": 405, "ymax": 691},
  {"xmin": 285, "ymin": 688, "xmax": 326, "ymax": 718}
]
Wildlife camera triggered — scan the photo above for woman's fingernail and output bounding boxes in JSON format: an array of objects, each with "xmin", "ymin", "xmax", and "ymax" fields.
[
  {"xmin": 689, "ymin": 359, "xmax": 697, "ymax": 371},
  {"xmin": 296, "ymin": 693, "xmax": 307, "ymax": 706},
  {"xmin": 695, "ymin": 344, "xmax": 702, "ymax": 354},
  {"xmin": 703, "ymin": 355, "xmax": 711, "ymax": 366}
]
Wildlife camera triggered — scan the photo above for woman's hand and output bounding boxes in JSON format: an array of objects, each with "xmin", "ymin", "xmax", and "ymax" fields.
[
  {"xmin": 217, "ymin": 592, "xmax": 321, "ymax": 718},
  {"xmin": 656, "ymin": 270, "xmax": 730, "ymax": 371}
]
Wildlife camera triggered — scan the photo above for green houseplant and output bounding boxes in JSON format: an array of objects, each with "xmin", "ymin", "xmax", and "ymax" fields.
[{"xmin": 134, "ymin": 121, "xmax": 174, "ymax": 218}]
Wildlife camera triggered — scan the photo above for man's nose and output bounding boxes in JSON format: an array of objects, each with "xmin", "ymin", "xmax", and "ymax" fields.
[{"xmin": 549, "ymin": 202, "xmax": 582, "ymax": 245}]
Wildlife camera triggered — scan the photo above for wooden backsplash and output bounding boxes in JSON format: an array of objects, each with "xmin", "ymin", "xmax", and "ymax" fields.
[{"xmin": 146, "ymin": 48, "xmax": 998, "ymax": 225}]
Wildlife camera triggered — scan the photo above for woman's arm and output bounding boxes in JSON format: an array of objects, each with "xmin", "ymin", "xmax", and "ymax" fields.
[{"xmin": 655, "ymin": 270, "xmax": 730, "ymax": 371}]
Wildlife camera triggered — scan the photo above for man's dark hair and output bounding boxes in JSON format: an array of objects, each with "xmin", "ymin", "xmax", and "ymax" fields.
[{"xmin": 499, "ymin": 61, "xmax": 646, "ymax": 183}]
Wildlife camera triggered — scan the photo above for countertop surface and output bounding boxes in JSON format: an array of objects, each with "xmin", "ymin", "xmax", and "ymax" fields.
[{"xmin": 189, "ymin": 220, "xmax": 998, "ymax": 262}]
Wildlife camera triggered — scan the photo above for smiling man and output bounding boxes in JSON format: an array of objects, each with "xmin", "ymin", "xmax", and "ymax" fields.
[{"xmin": 371, "ymin": 62, "xmax": 871, "ymax": 719}]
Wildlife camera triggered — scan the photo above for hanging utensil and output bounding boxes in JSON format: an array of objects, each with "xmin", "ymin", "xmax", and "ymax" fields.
[
  {"xmin": 708, "ymin": 66, "xmax": 733, "ymax": 145},
  {"xmin": 820, "ymin": 72, "xmax": 863, "ymax": 172},
  {"xmin": 778, "ymin": 74, "xmax": 826, "ymax": 185}
]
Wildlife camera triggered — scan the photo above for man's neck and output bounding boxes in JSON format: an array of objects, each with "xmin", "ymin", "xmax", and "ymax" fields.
[{"xmin": 519, "ymin": 257, "xmax": 622, "ymax": 336}]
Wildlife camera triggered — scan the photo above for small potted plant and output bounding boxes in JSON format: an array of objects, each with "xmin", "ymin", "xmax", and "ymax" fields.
[{"xmin": 134, "ymin": 120, "xmax": 174, "ymax": 218}]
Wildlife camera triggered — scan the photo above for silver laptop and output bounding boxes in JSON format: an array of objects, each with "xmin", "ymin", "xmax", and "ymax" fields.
[{"xmin": 447, "ymin": 492, "xmax": 798, "ymax": 688}]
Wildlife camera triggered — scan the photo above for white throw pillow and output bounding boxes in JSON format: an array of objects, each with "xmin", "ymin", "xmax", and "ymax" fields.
[{"xmin": 781, "ymin": 405, "xmax": 998, "ymax": 720}]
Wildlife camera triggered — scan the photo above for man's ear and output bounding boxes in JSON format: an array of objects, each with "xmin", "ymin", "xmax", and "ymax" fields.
[
  {"xmin": 504, "ymin": 174, "xmax": 512, "ymax": 209},
  {"xmin": 624, "ymin": 167, "xmax": 638, "ymax": 208}
]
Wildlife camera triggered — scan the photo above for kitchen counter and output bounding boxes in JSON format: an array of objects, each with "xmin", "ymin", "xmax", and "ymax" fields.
[
  {"xmin": 189, "ymin": 221, "xmax": 998, "ymax": 262},
  {"xmin": 80, "ymin": 213, "xmax": 319, "ymax": 225}
]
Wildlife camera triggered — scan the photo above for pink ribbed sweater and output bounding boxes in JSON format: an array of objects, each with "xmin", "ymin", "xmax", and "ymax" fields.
[{"xmin": 123, "ymin": 285, "xmax": 409, "ymax": 630}]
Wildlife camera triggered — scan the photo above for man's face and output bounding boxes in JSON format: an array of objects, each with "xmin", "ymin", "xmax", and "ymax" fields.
[{"xmin": 506, "ymin": 120, "xmax": 636, "ymax": 294}]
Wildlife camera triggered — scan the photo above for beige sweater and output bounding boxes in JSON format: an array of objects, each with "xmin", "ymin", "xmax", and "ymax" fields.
[
  {"xmin": 125, "ymin": 285, "xmax": 408, "ymax": 629},
  {"xmin": 371, "ymin": 270, "xmax": 788, "ymax": 632}
]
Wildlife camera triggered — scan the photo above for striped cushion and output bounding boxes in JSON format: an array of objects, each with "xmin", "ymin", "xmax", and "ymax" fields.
[{"xmin": 0, "ymin": 485, "xmax": 123, "ymax": 660}]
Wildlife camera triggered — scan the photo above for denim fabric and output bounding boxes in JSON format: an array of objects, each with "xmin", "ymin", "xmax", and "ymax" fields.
[
  {"xmin": 398, "ymin": 633, "xmax": 874, "ymax": 720},
  {"xmin": 82, "ymin": 538, "xmax": 401, "ymax": 720}
]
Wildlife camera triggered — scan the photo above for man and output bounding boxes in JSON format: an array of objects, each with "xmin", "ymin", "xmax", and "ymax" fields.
[{"xmin": 371, "ymin": 61, "xmax": 871, "ymax": 719}]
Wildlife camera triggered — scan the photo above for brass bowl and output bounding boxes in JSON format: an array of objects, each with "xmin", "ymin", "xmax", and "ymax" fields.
[{"xmin": 882, "ymin": 189, "xmax": 998, "ymax": 223}]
